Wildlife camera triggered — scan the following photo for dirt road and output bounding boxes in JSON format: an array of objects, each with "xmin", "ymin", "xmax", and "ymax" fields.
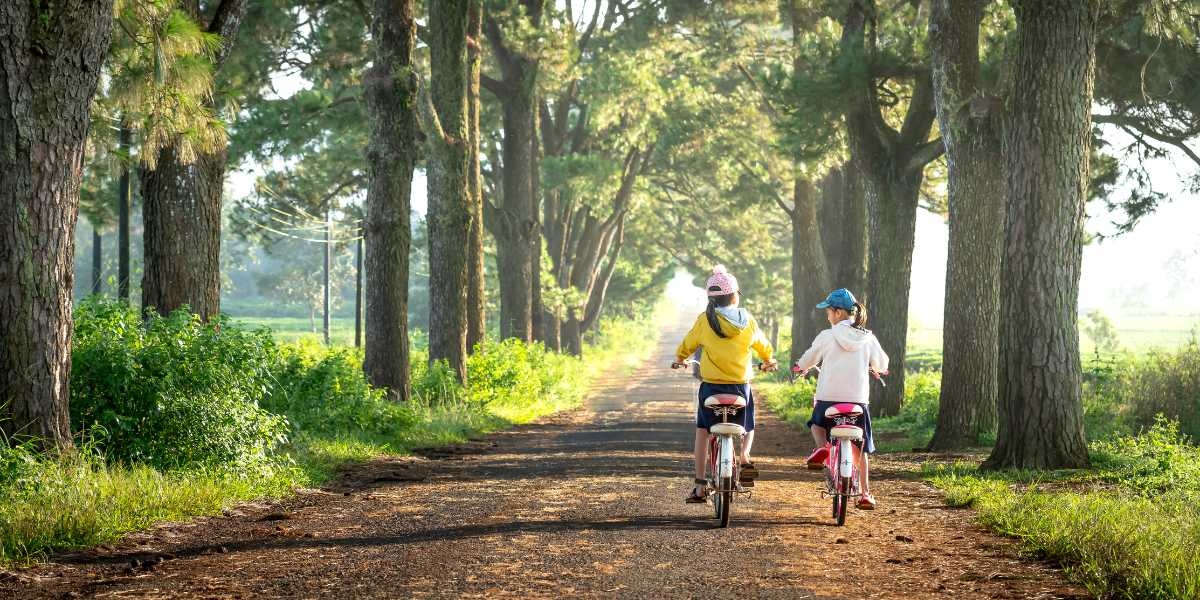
[{"xmin": 3, "ymin": 322, "xmax": 1085, "ymax": 599}]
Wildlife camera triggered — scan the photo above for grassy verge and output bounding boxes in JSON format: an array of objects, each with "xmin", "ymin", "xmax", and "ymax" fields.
[
  {"xmin": 0, "ymin": 300, "xmax": 669, "ymax": 565},
  {"xmin": 924, "ymin": 419, "xmax": 1200, "ymax": 599}
]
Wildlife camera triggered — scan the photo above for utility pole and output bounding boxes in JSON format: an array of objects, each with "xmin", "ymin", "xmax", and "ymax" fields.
[
  {"xmin": 323, "ymin": 206, "xmax": 332, "ymax": 345},
  {"xmin": 91, "ymin": 227, "xmax": 102, "ymax": 295},
  {"xmin": 117, "ymin": 123, "xmax": 131, "ymax": 302},
  {"xmin": 355, "ymin": 232, "xmax": 363, "ymax": 348}
]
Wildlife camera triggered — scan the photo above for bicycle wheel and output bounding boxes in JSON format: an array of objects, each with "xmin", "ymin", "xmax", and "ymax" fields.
[
  {"xmin": 718, "ymin": 476, "xmax": 732, "ymax": 527},
  {"xmin": 708, "ymin": 436, "xmax": 721, "ymax": 520},
  {"xmin": 835, "ymin": 477, "xmax": 850, "ymax": 526}
]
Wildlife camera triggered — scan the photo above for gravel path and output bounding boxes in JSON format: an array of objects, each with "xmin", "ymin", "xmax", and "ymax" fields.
[{"xmin": 3, "ymin": 320, "xmax": 1087, "ymax": 599}]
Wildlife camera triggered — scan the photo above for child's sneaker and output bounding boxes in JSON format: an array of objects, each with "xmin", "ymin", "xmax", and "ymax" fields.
[
  {"xmin": 855, "ymin": 493, "xmax": 877, "ymax": 510},
  {"xmin": 805, "ymin": 446, "xmax": 828, "ymax": 470}
]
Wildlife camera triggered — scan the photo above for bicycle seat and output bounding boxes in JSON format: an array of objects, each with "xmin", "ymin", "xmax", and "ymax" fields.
[
  {"xmin": 709, "ymin": 422, "xmax": 746, "ymax": 436},
  {"xmin": 704, "ymin": 394, "xmax": 746, "ymax": 408},
  {"xmin": 830, "ymin": 424, "xmax": 864, "ymax": 440},
  {"xmin": 824, "ymin": 403, "xmax": 864, "ymax": 418}
]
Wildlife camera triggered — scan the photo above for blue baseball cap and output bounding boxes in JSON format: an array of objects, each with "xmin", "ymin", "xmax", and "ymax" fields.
[{"xmin": 816, "ymin": 288, "xmax": 857, "ymax": 311}]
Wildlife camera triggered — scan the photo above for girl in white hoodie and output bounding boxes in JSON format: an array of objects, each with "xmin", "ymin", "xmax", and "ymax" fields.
[{"xmin": 793, "ymin": 288, "xmax": 888, "ymax": 509}]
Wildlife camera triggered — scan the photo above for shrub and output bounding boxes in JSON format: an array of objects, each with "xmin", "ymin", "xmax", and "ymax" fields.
[
  {"xmin": 265, "ymin": 339, "xmax": 417, "ymax": 441},
  {"xmin": 1083, "ymin": 339, "xmax": 1200, "ymax": 441},
  {"xmin": 71, "ymin": 300, "xmax": 288, "ymax": 472}
]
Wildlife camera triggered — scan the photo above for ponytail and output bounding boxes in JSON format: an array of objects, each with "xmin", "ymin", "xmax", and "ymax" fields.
[
  {"xmin": 706, "ymin": 290, "xmax": 737, "ymax": 338},
  {"xmin": 851, "ymin": 301, "xmax": 868, "ymax": 330},
  {"xmin": 706, "ymin": 299, "xmax": 726, "ymax": 339}
]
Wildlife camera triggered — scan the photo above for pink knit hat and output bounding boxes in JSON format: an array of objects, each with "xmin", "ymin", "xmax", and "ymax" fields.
[{"xmin": 705, "ymin": 265, "xmax": 739, "ymax": 297}]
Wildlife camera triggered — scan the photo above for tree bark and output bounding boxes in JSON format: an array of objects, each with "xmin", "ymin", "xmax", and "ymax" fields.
[
  {"xmin": 483, "ymin": 1, "xmax": 544, "ymax": 342},
  {"xmin": 139, "ymin": 0, "xmax": 248, "ymax": 320},
  {"xmin": 789, "ymin": 178, "xmax": 832, "ymax": 362},
  {"xmin": 363, "ymin": 0, "xmax": 418, "ymax": 401},
  {"xmin": 864, "ymin": 174, "xmax": 922, "ymax": 417},
  {"xmin": 426, "ymin": 0, "xmax": 472, "ymax": 381},
  {"xmin": 0, "ymin": 0, "xmax": 114, "ymax": 448},
  {"xmin": 985, "ymin": 0, "xmax": 1097, "ymax": 470},
  {"xmin": 927, "ymin": 0, "xmax": 1005, "ymax": 450},
  {"xmin": 117, "ymin": 124, "xmax": 132, "ymax": 302},
  {"xmin": 465, "ymin": 0, "xmax": 487, "ymax": 353},
  {"xmin": 819, "ymin": 166, "xmax": 868, "ymax": 295},
  {"xmin": 839, "ymin": 0, "xmax": 941, "ymax": 416},
  {"xmin": 140, "ymin": 147, "xmax": 225, "ymax": 319}
]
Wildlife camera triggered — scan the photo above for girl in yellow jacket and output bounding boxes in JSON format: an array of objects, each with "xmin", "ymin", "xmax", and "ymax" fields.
[{"xmin": 672, "ymin": 266, "xmax": 776, "ymax": 503}]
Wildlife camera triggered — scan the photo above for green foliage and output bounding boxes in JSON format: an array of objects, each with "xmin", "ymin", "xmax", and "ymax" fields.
[
  {"xmin": 1084, "ymin": 339, "xmax": 1200, "ymax": 440},
  {"xmin": 925, "ymin": 419, "xmax": 1200, "ymax": 599},
  {"xmin": 873, "ymin": 371, "xmax": 942, "ymax": 450},
  {"xmin": 1081, "ymin": 309, "xmax": 1122, "ymax": 355},
  {"xmin": 71, "ymin": 300, "xmax": 288, "ymax": 472},
  {"xmin": 265, "ymin": 339, "xmax": 416, "ymax": 440}
]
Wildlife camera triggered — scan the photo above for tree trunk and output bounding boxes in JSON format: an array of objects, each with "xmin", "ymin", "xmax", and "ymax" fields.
[
  {"xmin": 927, "ymin": 0, "xmax": 1005, "ymax": 450},
  {"xmin": 465, "ymin": 0, "xmax": 486, "ymax": 353},
  {"xmin": 92, "ymin": 227, "xmax": 103, "ymax": 295},
  {"xmin": 140, "ymin": 147, "xmax": 225, "ymax": 320},
  {"xmin": 363, "ymin": 0, "xmax": 418, "ymax": 401},
  {"xmin": 483, "ymin": 2, "xmax": 543, "ymax": 343},
  {"xmin": 838, "ymin": 0, "xmax": 941, "ymax": 417},
  {"xmin": 427, "ymin": 0, "xmax": 472, "ymax": 381},
  {"xmin": 819, "ymin": 166, "xmax": 867, "ymax": 295},
  {"xmin": 0, "ymin": 0, "xmax": 114, "ymax": 449},
  {"xmin": 139, "ymin": 0, "xmax": 247, "ymax": 321},
  {"xmin": 117, "ymin": 124, "xmax": 132, "ymax": 302},
  {"xmin": 864, "ymin": 174, "xmax": 922, "ymax": 416},
  {"xmin": 789, "ymin": 178, "xmax": 832, "ymax": 363},
  {"xmin": 985, "ymin": 0, "xmax": 1097, "ymax": 470},
  {"xmin": 841, "ymin": 166, "xmax": 868, "ymax": 295}
]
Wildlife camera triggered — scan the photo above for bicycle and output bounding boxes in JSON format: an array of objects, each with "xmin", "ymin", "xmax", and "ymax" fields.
[
  {"xmin": 672, "ymin": 358, "xmax": 776, "ymax": 527},
  {"xmin": 791, "ymin": 365, "xmax": 885, "ymax": 526}
]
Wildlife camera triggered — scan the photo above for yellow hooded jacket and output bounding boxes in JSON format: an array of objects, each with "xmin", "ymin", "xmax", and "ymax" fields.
[{"xmin": 675, "ymin": 310, "xmax": 773, "ymax": 384}]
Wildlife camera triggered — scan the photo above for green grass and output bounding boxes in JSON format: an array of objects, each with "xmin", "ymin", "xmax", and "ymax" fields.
[
  {"xmin": 231, "ymin": 316, "xmax": 358, "ymax": 346},
  {"xmin": 924, "ymin": 419, "xmax": 1200, "ymax": 599},
  {"xmin": 0, "ymin": 302, "xmax": 668, "ymax": 565}
]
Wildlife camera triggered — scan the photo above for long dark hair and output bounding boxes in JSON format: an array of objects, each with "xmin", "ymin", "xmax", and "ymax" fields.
[{"xmin": 706, "ymin": 291, "xmax": 737, "ymax": 338}]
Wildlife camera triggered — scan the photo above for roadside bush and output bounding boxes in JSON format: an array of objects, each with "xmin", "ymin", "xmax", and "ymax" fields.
[
  {"xmin": 1084, "ymin": 338, "xmax": 1200, "ymax": 441},
  {"xmin": 1090, "ymin": 416, "xmax": 1200, "ymax": 497},
  {"xmin": 71, "ymin": 300, "xmax": 288, "ymax": 472},
  {"xmin": 266, "ymin": 339, "xmax": 417, "ymax": 440},
  {"xmin": 873, "ymin": 370, "xmax": 942, "ymax": 448}
]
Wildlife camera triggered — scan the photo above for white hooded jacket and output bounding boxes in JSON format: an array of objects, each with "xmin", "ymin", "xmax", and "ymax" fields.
[{"xmin": 795, "ymin": 320, "xmax": 889, "ymax": 404}]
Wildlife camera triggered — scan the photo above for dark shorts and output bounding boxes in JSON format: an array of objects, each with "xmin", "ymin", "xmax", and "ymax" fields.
[
  {"xmin": 697, "ymin": 382, "xmax": 755, "ymax": 432},
  {"xmin": 807, "ymin": 400, "xmax": 875, "ymax": 454}
]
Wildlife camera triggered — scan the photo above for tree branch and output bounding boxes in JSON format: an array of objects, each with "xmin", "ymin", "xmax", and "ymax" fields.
[
  {"xmin": 206, "ymin": 0, "xmax": 249, "ymax": 68},
  {"xmin": 1095, "ymin": 113, "xmax": 1200, "ymax": 169},
  {"xmin": 414, "ymin": 72, "xmax": 451, "ymax": 147},
  {"xmin": 905, "ymin": 137, "xmax": 946, "ymax": 173}
]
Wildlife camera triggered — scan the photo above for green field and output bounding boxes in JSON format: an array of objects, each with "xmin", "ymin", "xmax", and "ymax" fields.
[
  {"xmin": 230, "ymin": 316, "xmax": 359, "ymax": 346},
  {"xmin": 908, "ymin": 313, "xmax": 1198, "ymax": 356}
]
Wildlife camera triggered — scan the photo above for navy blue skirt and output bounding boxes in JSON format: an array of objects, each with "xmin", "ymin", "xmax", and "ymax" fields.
[
  {"xmin": 696, "ymin": 382, "xmax": 755, "ymax": 432},
  {"xmin": 807, "ymin": 400, "xmax": 875, "ymax": 454}
]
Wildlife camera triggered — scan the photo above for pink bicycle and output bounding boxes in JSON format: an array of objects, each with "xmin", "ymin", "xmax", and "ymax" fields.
[{"xmin": 792, "ymin": 365, "xmax": 885, "ymax": 525}]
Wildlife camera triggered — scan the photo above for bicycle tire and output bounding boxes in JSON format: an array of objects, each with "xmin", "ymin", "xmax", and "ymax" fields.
[
  {"xmin": 718, "ymin": 476, "xmax": 732, "ymax": 527},
  {"xmin": 708, "ymin": 436, "xmax": 721, "ymax": 520},
  {"xmin": 835, "ymin": 477, "xmax": 849, "ymax": 526}
]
